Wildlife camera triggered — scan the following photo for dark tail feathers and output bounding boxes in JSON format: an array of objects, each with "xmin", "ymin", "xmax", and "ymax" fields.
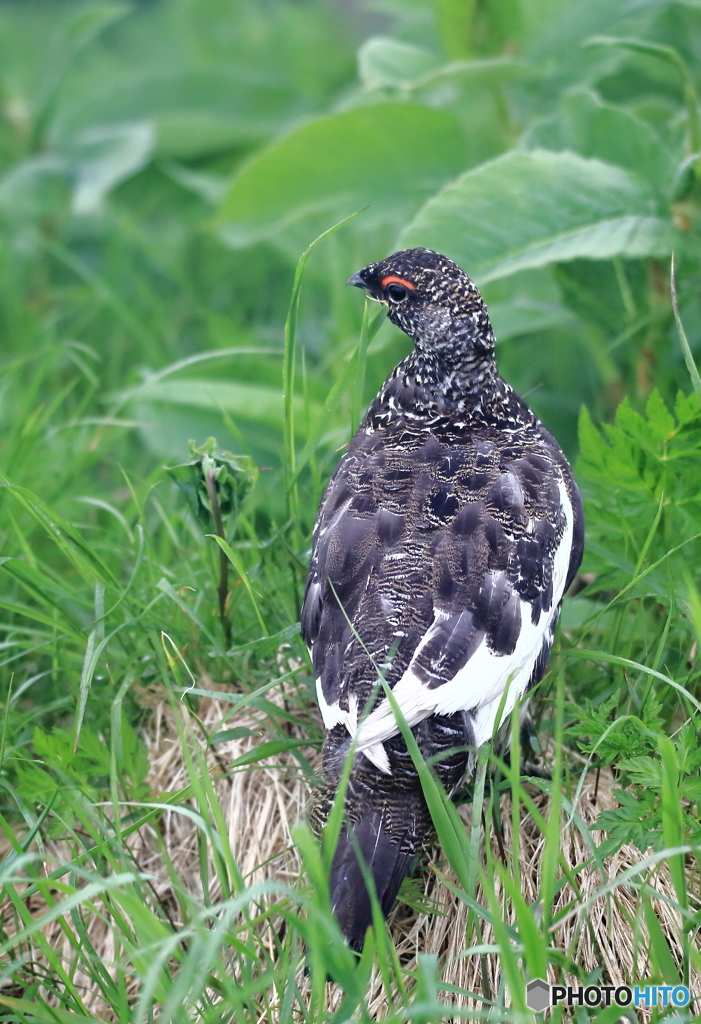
[{"xmin": 329, "ymin": 802, "xmax": 421, "ymax": 952}]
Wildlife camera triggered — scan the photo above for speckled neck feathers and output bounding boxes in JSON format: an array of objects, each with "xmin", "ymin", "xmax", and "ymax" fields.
[{"xmin": 351, "ymin": 247, "xmax": 502, "ymax": 423}]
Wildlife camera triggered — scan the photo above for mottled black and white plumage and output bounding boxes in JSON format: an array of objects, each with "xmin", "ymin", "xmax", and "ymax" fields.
[{"xmin": 301, "ymin": 248, "xmax": 584, "ymax": 951}]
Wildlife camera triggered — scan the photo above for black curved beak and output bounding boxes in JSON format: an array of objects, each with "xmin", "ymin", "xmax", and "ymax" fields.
[{"xmin": 346, "ymin": 270, "xmax": 368, "ymax": 289}]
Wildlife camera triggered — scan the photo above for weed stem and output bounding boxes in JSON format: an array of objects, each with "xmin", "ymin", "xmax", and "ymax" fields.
[{"xmin": 205, "ymin": 469, "xmax": 231, "ymax": 648}]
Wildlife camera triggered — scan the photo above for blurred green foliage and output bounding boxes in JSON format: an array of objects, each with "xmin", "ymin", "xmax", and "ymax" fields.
[
  {"xmin": 0, "ymin": 0, "xmax": 700, "ymax": 779},
  {"xmin": 0, "ymin": 0, "xmax": 699, "ymax": 472},
  {"xmin": 1, "ymin": 1, "xmax": 701, "ymax": 1016},
  {"xmin": 1, "ymin": 0, "xmax": 700, "ymax": 803}
]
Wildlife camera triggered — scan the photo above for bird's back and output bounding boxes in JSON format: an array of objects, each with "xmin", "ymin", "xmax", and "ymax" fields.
[{"xmin": 301, "ymin": 248, "xmax": 583, "ymax": 951}]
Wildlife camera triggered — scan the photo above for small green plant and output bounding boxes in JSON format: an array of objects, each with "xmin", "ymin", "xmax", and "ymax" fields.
[{"xmin": 167, "ymin": 439, "xmax": 258, "ymax": 647}]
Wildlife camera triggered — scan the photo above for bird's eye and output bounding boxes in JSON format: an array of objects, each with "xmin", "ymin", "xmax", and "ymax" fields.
[{"xmin": 387, "ymin": 282, "xmax": 408, "ymax": 303}]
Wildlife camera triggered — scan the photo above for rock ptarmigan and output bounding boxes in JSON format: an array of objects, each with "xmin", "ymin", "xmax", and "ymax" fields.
[{"xmin": 301, "ymin": 248, "xmax": 584, "ymax": 951}]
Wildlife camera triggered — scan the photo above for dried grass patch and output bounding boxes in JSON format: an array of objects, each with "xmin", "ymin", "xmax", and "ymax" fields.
[{"xmin": 5, "ymin": 688, "xmax": 699, "ymax": 1021}]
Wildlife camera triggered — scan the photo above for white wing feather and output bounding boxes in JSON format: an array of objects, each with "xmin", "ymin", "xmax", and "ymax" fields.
[{"xmin": 353, "ymin": 479, "xmax": 574, "ymax": 766}]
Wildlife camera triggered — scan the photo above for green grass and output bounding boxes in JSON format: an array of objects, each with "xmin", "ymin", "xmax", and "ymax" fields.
[{"xmin": 1, "ymin": 0, "xmax": 701, "ymax": 1019}]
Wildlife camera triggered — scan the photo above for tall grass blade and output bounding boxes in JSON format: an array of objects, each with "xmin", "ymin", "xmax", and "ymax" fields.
[
  {"xmin": 282, "ymin": 209, "xmax": 366, "ymax": 524},
  {"xmin": 671, "ymin": 254, "xmax": 701, "ymax": 398}
]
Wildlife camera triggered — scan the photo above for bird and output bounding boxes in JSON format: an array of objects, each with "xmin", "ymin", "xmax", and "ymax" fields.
[{"xmin": 301, "ymin": 247, "xmax": 584, "ymax": 952}]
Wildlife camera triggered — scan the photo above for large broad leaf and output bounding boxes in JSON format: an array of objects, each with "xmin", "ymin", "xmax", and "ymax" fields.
[
  {"xmin": 50, "ymin": 71, "xmax": 309, "ymax": 160},
  {"xmin": 0, "ymin": 123, "xmax": 154, "ymax": 221},
  {"xmin": 520, "ymin": 0, "xmax": 668, "ymax": 99},
  {"xmin": 400, "ymin": 149, "xmax": 675, "ymax": 285},
  {"xmin": 357, "ymin": 37, "xmax": 443, "ymax": 90},
  {"xmin": 483, "ymin": 268, "xmax": 575, "ymax": 341},
  {"xmin": 216, "ymin": 103, "xmax": 467, "ymax": 253},
  {"xmin": 524, "ymin": 90, "xmax": 676, "ymax": 194},
  {"xmin": 64, "ymin": 122, "xmax": 154, "ymax": 214},
  {"xmin": 130, "ymin": 379, "xmax": 305, "ymax": 468},
  {"xmin": 358, "ymin": 36, "xmax": 528, "ymax": 92},
  {"xmin": 131, "ymin": 378, "xmax": 318, "ymax": 430},
  {"xmin": 0, "ymin": 0, "xmax": 355, "ymax": 166}
]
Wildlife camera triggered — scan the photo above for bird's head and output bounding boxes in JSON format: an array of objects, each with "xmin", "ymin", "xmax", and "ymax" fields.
[{"xmin": 347, "ymin": 247, "xmax": 495, "ymax": 372}]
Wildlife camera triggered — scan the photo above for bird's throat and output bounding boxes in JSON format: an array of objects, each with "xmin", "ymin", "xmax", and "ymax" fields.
[{"xmin": 398, "ymin": 345, "xmax": 498, "ymax": 409}]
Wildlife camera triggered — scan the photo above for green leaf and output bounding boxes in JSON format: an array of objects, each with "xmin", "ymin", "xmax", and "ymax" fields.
[
  {"xmin": 644, "ymin": 390, "xmax": 675, "ymax": 440},
  {"xmin": 228, "ymin": 739, "xmax": 313, "ymax": 768},
  {"xmin": 614, "ymin": 394, "xmax": 664, "ymax": 450},
  {"xmin": 585, "ymin": 35, "xmax": 701, "ymax": 160},
  {"xmin": 400, "ymin": 149, "xmax": 675, "ymax": 284},
  {"xmin": 210, "ymin": 727, "xmax": 257, "ymax": 744},
  {"xmin": 216, "ymin": 103, "xmax": 466, "ymax": 253},
  {"xmin": 0, "ymin": 123, "xmax": 154, "ymax": 222},
  {"xmin": 61, "ymin": 121, "xmax": 155, "ymax": 214},
  {"xmin": 675, "ymin": 390, "xmax": 701, "ymax": 427},
  {"xmin": 593, "ymin": 789, "xmax": 662, "ymax": 856},
  {"xmin": 225, "ymin": 623, "xmax": 301, "ymax": 656},
  {"xmin": 0, "ymin": 123, "xmax": 156, "ymax": 220},
  {"xmin": 361, "ymin": 44, "xmax": 530, "ymax": 96},
  {"xmin": 53, "ymin": 70, "xmax": 301, "ymax": 160},
  {"xmin": 522, "ymin": 0, "xmax": 669, "ymax": 98},
  {"xmin": 563, "ymin": 649, "xmax": 701, "ymax": 716},
  {"xmin": 44, "ymin": 0, "xmax": 354, "ymax": 162},
  {"xmin": 0, "ymin": 559, "xmax": 85, "ymax": 634},
  {"xmin": 132, "ymin": 378, "xmax": 320, "ymax": 431},
  {"xmin": 208, "ymin": 535, "xmax": 267, "ymax": 633},
  {"xmin": 618, "ymin": 755, "xmax": 663, "ymax": 788},
  {"xmin": 525, "ymin": 89, "xmax": 675, "ymax": 193},
  {"xmin": 488, "ymin": 296, "xmax": 574, "ymax": 340},
  {"xmin": 358, "ymin": 37, "xmax": 442, "ymax": 90}
]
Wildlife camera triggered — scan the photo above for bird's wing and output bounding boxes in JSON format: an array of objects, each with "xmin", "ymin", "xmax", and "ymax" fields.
[{"xmin": 301, "ymin": 427, "xmax": 579, "ymax": 772}]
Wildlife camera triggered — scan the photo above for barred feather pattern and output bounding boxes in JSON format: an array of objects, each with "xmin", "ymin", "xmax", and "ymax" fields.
[{"xmin": 302, "ymin": 248, "xmax": 584, "ymax": 950}]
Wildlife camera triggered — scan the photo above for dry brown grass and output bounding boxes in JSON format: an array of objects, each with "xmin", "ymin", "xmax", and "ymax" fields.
[
  {"xmin": 134, "ymin": 692, "xmax": 701, "ymax": 1018},
  {"xmin": 5, "ymin": 687, "xmax": 700, "ymax": 1020}
]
